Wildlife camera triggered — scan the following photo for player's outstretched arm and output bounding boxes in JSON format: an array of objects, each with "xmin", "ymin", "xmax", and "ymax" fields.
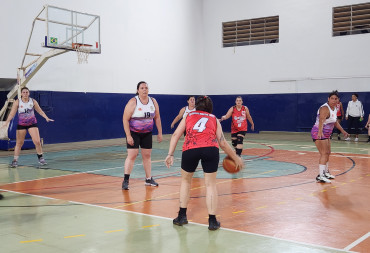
[
  {"xmin": 33, "ymin": 100, "xmax": 54, "ymax": 122},
  {"xmin": 165, "ymin": 118, "xmax": 186, "ymax": 168},
  {"xmin": 220, "ymin": 107, "xmax": 233, "ymax": 121}
]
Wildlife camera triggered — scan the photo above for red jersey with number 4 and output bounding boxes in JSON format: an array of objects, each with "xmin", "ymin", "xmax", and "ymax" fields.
[
  {"xmin": 182, "ymin": 111, "xmax": 219, "ymax": 151},
  {"xmin": 231, "ymin": 106, "xmax": 248, "ymax": 133}
]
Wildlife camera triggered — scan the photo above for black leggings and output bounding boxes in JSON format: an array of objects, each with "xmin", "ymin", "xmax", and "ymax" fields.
[{"xmin": 347, "ymin": 116, "xmax": 361, "ymax": 135}]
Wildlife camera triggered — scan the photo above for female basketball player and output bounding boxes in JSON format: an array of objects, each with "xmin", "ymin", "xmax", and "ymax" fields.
[
  {"xmin": 165, "ymin": 96, "xmax": 243, "ymax": 230},
  {"xmin": 4, "ymin": 87, "xmax": 54, "ymax": 167},
  {"xmin": 122, "ymin": 81, "xmax": 163, "ymax": 190},
  {"xmin": 170, "ymin": 96, "xmax": 196, "ymax": 129},
  {"xmin": 220, "ymin": 96, "xmax": 254, "ymax": 156},
  {"xmin": 311, "ymin": 90, "xmax": 348, "ymax": 183}
]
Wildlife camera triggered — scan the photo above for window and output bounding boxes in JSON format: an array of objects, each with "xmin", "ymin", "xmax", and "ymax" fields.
[
  {"xmin": 222, "ymin": 16, "xmax": 279, "ymax": 48},
  {"xmin": 333, "ymin": 2, "xmax": 370, "ymax": 36}
]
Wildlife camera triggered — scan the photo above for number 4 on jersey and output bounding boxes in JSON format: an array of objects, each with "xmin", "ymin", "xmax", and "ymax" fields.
[{"xmin": 193, "ymin": 117, "xmax": 209, "ymax": 132}]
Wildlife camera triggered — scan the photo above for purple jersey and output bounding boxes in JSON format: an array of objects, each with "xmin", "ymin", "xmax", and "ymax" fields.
[
  {"xmin": 129, "ymin": 96, "xmax": 155, "ymax": 133},
  {"xmin": 18, "ymin": 98, "xmax": 37, "ymax": 126},
  {"xmin": 311, "ymin": 103, "xmax": 337, "ymax": 140}
]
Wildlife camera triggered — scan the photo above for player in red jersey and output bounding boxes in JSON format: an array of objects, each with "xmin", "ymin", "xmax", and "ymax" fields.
[
  {"xmin": 220, "ymin": 96, "xmax": 254, "ymax": 156},
  {"xmin": 165, "ymin": 96, "xmax": 243, "ymax": 230}
]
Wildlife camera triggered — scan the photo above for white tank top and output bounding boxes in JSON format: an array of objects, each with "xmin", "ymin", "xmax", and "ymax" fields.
[
  {"xmin": 314, "ymin": 103, "xmax": 337, "ymax": 127},
  {"xmin": 129, "ymin": 96, "xmax": 156, "ymax": 133},
  {"xmin": 183, "ymin": 106, "xmax": 196, "ymax": 118}
]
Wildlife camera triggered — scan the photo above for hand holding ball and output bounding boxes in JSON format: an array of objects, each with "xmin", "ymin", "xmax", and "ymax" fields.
[{"xmin": 223, "ymin": 155, "xmax": 242, "ymax": 174}]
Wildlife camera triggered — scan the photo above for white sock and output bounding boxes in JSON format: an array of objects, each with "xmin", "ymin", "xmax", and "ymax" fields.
[
  {"xmin": 319, "ymin": 164, "xmax": 326, "ymax": 177},
  {"xmin": 14, "ymin": 156, "xmax": 19, "ymax": 161},
  {"xmin": 325, "ymin": 162, "xmax": 329, "ymax": 173}
]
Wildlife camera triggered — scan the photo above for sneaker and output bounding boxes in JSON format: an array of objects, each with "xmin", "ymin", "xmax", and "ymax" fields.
[
  {"xmin": 122, "ymin": 180, "xmax": 129, "ymax": 190},
  {"xmin": 208, "ymin": 218, "xmax": 221, "ymax": 231},
  {"xmin": 10, "ymin": 160, "xmax": 18, "ymax": 168},
  {"xmin": 354, "ymin": 138, "xmax": 358, "ymax": 142},
  {"xmin": 173, "ymin": 215, "xmax": 188, "ymax": 226},
  {"xmin": 345, "ymin": 137, "xmax": 351, "ymax": 141},
  {"xmin": 145, "ymin": 177, "xmax": 159, "ymax": 187},
  {"xmin": 316, "ymin": 175, "xmax": 331, "ymax": 183},
  {"xmin": 38, "ymin": 157, "xmax": 47, "ymax": 166},
  {"xmin": 324, "ymin": 172, "xmax": 335, "ymax": 179},
  {"xmin": 367, "ymin": 139, "xmax": 370, "ymax": 143}
]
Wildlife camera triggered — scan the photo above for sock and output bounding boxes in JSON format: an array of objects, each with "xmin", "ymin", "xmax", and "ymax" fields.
[
  {"xmin": 146, "ymin": 177, "xmax": 152, "ymax": 181},
  {"xmin": 325, "ymin": 162, "xmax": 329, "ymax": 173},
  {"xmin": 236, "ymin": 148, "xmax": 242, "ymax": 156},
  {"xmin": 319, "ymin": 164, "xmax": 326, "ymax": 177},
  {"xmin": 124, "ymin": 174, "xmax": 130, "ymax": 181},
  {"xmin": 209, "ymin": 214, "xmax": 216, "ymax": 221},
  {"xmin": 179, "ymin": 207, "xmax": 187, "ymax": 217},
  {"xmin": 37, "ymin": 154, "xmax": 43, "ymax": 159},
  {"xmin": 13, "ymin": 156, "xmax": 19, "ymax": 161}
]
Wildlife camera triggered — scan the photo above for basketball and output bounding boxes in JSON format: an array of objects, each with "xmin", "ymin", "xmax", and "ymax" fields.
[{"xmin": 222, "ymin": 155, "xmax": 240, "ymax": 174}]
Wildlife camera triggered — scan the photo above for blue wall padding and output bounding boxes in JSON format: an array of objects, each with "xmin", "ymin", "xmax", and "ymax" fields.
[{"xmin": 0, "ymin": 90, "xmax": 368, "ymax": 145}]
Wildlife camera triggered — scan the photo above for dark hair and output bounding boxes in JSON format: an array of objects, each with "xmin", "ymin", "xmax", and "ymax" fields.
[
  {"xmin": 187, "ymin": 96, "xmax": 195, "ymax": 101},
  {"xmin": 195, "ymin": 96, "xmax": 213, "ymax": 113},
  {"xmin": 352, "ymin": 93, "xmax": 358, "ymax": 98},
  {"xmin": 236, "ymin": 96, "xmax": 243, "ymax": 100},
  {"xmin": 136, "ymin": 81, "xmax": 147, "ymax": 95},
  {"xmin": 20, "ymin": 87, "xmax": 30, "ymax": 98},
  {"xmin": 328, "ymin": 90, "xmax": 339, "ymax": 98}
]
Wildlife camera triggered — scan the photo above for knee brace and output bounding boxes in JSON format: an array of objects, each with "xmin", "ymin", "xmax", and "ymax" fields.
[
  {"xmin": 231, "ymin": 138, "xmax": 237, "ymax": 147},
  {"xmin": 237, "ymin": 135, "xmax": 244, "ymax": 145}
]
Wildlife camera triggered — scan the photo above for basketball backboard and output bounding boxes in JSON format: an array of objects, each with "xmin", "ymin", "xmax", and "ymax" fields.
[{"xmin": 42, "ymin": 5, "xmax": 101, "ymax": 54}]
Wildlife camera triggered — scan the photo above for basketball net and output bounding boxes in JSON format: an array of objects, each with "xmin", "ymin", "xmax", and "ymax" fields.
[{"xmin": 72, "ymin": 43, "xmax": 92, "ymax": 64}]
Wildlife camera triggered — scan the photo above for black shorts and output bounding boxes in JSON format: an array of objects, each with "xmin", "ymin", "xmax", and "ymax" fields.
[
  {"xmin": 181, "ymin": 147, "xmax": 219, "ymax": 173},
  {"xmin": 17, "ymin": 124, "xmax": 38, "ymax": 130},
  {"xmin": 127, "ymin": 131, "xmax": 152, "ymax": 149},
  {"xmin": 231, "ymin": 131, "xmax": 246, "ymax": 138}
]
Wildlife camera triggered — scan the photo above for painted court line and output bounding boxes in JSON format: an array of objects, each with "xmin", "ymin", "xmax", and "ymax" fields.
[
  {"xmin": 343, "ymin": 232, "xmax": 370, "ymax": 251},
  {"xmin": 3, "ymin": 189, "xmax": 354, "ymax": 252}
]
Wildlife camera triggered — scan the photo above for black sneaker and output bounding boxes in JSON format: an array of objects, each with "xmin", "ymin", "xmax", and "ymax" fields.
[
  {"xmin": 122, "ymin": 180, "xmax": 129, "ymax": 190},
  {"xmin": 173, "ymin": 215, "xmax": 188, "ymax": 226},
  {"xmin": 145, "ymin": 177, "xmax": 159, "ymax": 187},
  {"xmin": 208, "ymin": 218, "xmax": 221, "ymax": 231}
]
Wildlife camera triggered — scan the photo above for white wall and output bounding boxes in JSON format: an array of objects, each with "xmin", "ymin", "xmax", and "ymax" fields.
[
  {"xmin": 0, "ymin": 0, "xmax": 204, "ymax": 95},
  {"xmin": 202, "ymin": 0, "xmax": 370, "ymax": 94}
]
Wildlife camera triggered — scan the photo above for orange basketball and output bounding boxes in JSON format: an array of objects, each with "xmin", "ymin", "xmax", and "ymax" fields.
[{"xmin": 222, "ymin": 155, "xmax": 240, "ymax": 174}]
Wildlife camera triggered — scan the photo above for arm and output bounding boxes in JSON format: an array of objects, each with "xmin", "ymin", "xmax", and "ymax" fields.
[
  {"xmin": 345, "ymin": 102, "xmax": 350, "ymax": 119},
  {"xmin": 4, "ymin": 100, "xmax": 19, "ymax": 124},
  {"xmin": 170, "ymin": 107, "xmax": 185, "ymax": 128},
  {"xmin": 317, "ymin": 106, "xmax": 329, "ymax": 139},
  {"xmin": 122, "ymin": 98, "xmax": 136, "ymax": 146},
  {"xmin": 216, "ymin": 120, "xmax": 244, "ymax": 169},
  {"xmin": 220, "ymin": 107, "xmax": 233, "ymax": 121},
  {"xmin": 33, "ymin": 100, "xmax": 54, "ymax": 122},
  {"xmin": 334, "ymin": 121, "xmax": 348, "ymax": 138},
  {"xmin": 245, "ymin": 106, "xmax": 254, "ymax": 131},
  {"xmin": 165, "ymin": 117, "xmax": 186, "ymax": 168},
  {"xmin": 152, "ymin": 98, "xmax": 163, "ymax": 143}
]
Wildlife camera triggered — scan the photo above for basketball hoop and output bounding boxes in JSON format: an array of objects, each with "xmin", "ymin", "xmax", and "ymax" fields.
[{"xmin": 72, "ymin": 43, "xmax": 92, "ymax": 64}]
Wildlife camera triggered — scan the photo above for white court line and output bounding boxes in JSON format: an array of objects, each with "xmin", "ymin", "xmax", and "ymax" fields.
[
  {"xmin": 0, "ymin": 165, "xmax": 124, "ymax": 184},
  {"xmin": 0, "ymin": 189, "xmax": 355, "ymax": 253},
  {"xmin": 343, "ymin": 232, "xmax": 370, "ymax": 251}
]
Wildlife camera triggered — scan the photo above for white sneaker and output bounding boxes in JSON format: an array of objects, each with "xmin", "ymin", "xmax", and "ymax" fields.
[
  {"xmin": 324, "ymin": 172, "xmax": 335, "ymax": 179},
  {"xmin": 345, "ymin": 137, "xmax": 351, "ymax": 141},
  {"xmin": 316, "ymin": 175, "xmax": 331, "ymax": 183},
  {"xmin": 354, "ymin": 138, "xmax": 358, "ymax": 142}
]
